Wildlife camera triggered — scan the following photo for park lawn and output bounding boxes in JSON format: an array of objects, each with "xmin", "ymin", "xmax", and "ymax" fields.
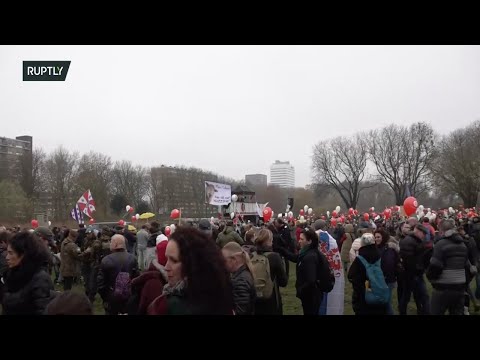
[{"xmin": 52, "ymin": 263, "xmax": 479, "ymax": 315}]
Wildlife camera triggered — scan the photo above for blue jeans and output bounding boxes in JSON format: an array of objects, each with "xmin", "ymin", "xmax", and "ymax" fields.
[{"xmin": 399, "ymin": 274, "xmax": 430, "ymax": 315}]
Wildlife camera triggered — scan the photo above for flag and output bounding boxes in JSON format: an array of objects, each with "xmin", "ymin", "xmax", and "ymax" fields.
[
  {"xmin": 76, "ymin": 190, "xmax": 96, "ymax": 218},
  {"xmin": 71, "ymin": 204, "xmax": 84, "ymax": 225},
  {"xmin": 255, "ymin": 203, "xmax": 263, "ymax": 217}
]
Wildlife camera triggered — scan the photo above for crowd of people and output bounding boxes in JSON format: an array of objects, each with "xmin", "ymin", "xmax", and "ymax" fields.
[{"xmin": 0, "ymin": 209, "xmax": 478, "ymax": 315}]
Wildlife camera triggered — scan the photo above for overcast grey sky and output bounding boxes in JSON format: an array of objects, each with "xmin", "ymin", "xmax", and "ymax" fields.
[{"xmin": 1, "ymin": 45, "xmax": 479, "ymax": 187}]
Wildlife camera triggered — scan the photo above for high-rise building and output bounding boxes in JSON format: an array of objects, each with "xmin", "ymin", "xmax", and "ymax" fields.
[
  {"xmin": 0, "ymin": 135, "xmax": 33, "ymax": 190},
  {"xmin": 245, "ymin": 174, "xmax": 267, "ymax": 187},
  {"xmin": 270, "ymin": 160, "xmax": 295, "ymax": 188}
]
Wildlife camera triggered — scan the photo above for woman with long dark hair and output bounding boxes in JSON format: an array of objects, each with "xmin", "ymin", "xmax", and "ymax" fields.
[
  {"xmin": 147, "ymin": 227, "xmax": 234, "ymax": 315},
  {"xmin": 2, "ymin": 231, "xmax": 54, "ymax": 315}
]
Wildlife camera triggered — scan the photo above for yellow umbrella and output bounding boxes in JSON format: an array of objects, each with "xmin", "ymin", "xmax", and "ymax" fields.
[
  {"xmin": 139, "ymin": 212, "xmax": 155, "ymax": 220},
  {"xmin": 127, "ymin": 225, "xmax": 137, "ymax": 232}
]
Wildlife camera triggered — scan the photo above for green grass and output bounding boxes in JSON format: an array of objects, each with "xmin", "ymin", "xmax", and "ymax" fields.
[
  {"xmin": 51, "ymin": 264, "xmax": 479, "ymax": 315},
  {"xmin": 280, "ymin": 262, "xmax": 479, "ymax": 315}
]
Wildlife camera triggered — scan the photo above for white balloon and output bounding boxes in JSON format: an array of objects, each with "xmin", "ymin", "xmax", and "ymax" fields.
[
  {"xmin": 170, "ymin": 224, "xmax": 176, "ymax": 233},
  {"xmin": 288, "ymin": 211, "xmax": 293, "ymax": 218},
  {"xmin": 230, "ymin": 212, "xmax": 235, "ymax": 219},
  {"xmin": 304, "ymin": 205, "xmax": 309, "ymax": 212},
  {"xmin": 431, "ymin": 214, "xmax": 437, "ymax": 221},
  {"xmin": 448, "ymin": 207, "xmax": 455, "ymax": 214},
  {"xmin": 335, "ymin": 206, "xmax": 341, "ymax": 213},
  {"xmin": 327, "ymin": 211, "xmax": 330, "ymax": 217},
  {"xmin": 210, "ymin": 216, "xmax": 214, "ymax": 222},
  {"xmin": 135, "ymin": 213, "xmax": 140, "ymax": 220},
  {"xmin": 126, "ymin": 205, "xmax": 131, "ymax": 212},
  {"xmin": 427, "ymin": 208, "xmax": 431, "ymax": 212},
  {"xmin": 278, "ymin": 213, "xmax": 283, "ymax": 218},
  {"xmin": 308, "ymin": 208, "xmax": 313, "ymax": 215},
  {"xmin": 231, "ymin": 194, "xmax": 238, "ymax": 202},
  {"xmin": 48, "ymin": 221, "xmax": 51, "ymax": 226},
  {"xmin": 300, "ymin": 215, "xmax": 305, "ymax": 221}
]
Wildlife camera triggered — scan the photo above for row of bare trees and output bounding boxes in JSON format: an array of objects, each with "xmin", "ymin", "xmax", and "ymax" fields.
[
  {"xmin": 6, "ymin": 147, "xmax": 240, "ymax": 221},
  {"xmin": 312, "ymin": 121, "xmax": 480, "ymax": 209}
]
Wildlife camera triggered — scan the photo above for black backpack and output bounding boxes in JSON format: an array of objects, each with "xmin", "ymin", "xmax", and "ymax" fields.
[{"xmin": 316, "ymin": 250, "xmax": 335, "ymax": 293}]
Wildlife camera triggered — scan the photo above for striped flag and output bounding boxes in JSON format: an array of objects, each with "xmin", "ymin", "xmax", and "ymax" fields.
[
  {"xmin": 76, "ymin": 190, "xmax": 96, "ymax": 218},
  {"xmin": 71, "ymin": 204, "xmax": 84, "ymax": 224}
]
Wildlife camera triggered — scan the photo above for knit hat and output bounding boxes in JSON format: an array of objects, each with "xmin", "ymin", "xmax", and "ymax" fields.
[
  {"xmin": 156, "ymin": 234, "xmax": 168, "ymax": 245},
  {"xmin": 360, "ymin": 233, "xmax": 375, "ymax": 247},
  {"xmin": 314, "ymin": 219, "xmax": 326, "ymax": 231},
  {"xmin": 156, "ymin": 240, "xmax": 168, "ymax": 266}
]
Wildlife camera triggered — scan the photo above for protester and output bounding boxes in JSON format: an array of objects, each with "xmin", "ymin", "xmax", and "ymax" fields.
[
  {"xmin": 79, "ymin": 228, "xmax": 96, "ymax": 302},
  {"xmin": 147, "ymin": 227, "xmax": 234, "ymax": 315},
  {"xmin": 249, "ymin": 229, "xmax": 288, "ymax": 315},
  {"xmin": 45, "ymin": 291, "xmax": 93, "ymax": 315},
  {"xmin": 374, "ymin": 229, "xmax": 399, "ymax": 315},
  {"xmin": 399, "ymin": 224, "xmax": 431, "ymax": 315},
  {"xmin": 0, "ymin": 231, "xmax": 11, "ymax": 300},
  {"xmin": 426, "ymin": 219, "xmax": 470, "ymax": 315},
  {"xmin": 97, "ymin": 234, "xmax": 139, "ymax": 315},
  {"xmin": 216, "ymin": 220, "xmax": 244, "ymax": 248},
  {"xmin": 60, "ymin": 229, "xmax": 81, "ymax": 291},
  {"xmin": 146, "ymin": 221, "xmax": 161, "ymax": 269},
  {"xmin": 2, "ymin": 231, "xmax": 54, "ymax": 315},
  {"xmin": 198, "ymin": 219, "xmax": 213, "ymax": 240},
  {"xmin": 348, "ymin": 233, "xmax": 389, "ymax": 315},
  {"xmin": 123, "ymin": 226, "xmax": 137, "ymax": 254},
  {"xmin": 129, "ymin": 238, "xmax": 167, "ymax": 315},
  {"xmin": 222, "ymin": 242, "xmax": 256, "ymax": 315},
  {"xmin": 340, "ymin": 224, "xmax": 355, "ymax": 273},
  {"xmin": 136, "ymin": 224, "xmax": 150, "ymax": 271}
]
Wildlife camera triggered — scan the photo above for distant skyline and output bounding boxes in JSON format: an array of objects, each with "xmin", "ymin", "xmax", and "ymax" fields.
[{"xmin": 1, "ymin": 45, "xmax": 479, "ymax": 187}]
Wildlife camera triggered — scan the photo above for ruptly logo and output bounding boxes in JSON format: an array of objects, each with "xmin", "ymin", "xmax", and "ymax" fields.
[{"xmin": 23, "ymin": 61, "xmax": 71, "ymax": 81}]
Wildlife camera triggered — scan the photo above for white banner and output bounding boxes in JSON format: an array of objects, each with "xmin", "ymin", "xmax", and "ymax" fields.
[{"xmin": 205, "ymin": 181, "xmax": 232, "ymax": 206}]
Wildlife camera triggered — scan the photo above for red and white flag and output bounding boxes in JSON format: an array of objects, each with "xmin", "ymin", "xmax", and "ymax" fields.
[{"xmin": 76, "ymin": 190, "xmax": 96, "ymax": 218}]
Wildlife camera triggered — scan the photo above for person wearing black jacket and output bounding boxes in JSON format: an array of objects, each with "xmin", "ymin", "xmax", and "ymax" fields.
[
  {"xmin": 253, "ymin": 229, "xmax": 288, "ymax": 315},
  {"xmin": 280, "ymin": 227, "xmax": 328, "ymax": 315},
  {"xmin": 426, "ymin": 219, "xmax": 470, "ymax": 315},
  {"xmin": 399, "ymin": 224, "xmax": 430, "ymax": 315},
  {"xmin": 97, "ymin": 235, "xmax": 139, "ymax": 315},
  {"xmin": 2, "ymin": 231, "xmax": 54, "ymax": 315},
  {"xmin": 348, "ymin": 233, "xmax": 388, "ymax": 315},
  {"xmin": 76, "ymin": 224, "xmax": 86, "ymax": 249},
  {"xmin": 222, "ymin": 241, "xmax": 256, "ymax": 315}
]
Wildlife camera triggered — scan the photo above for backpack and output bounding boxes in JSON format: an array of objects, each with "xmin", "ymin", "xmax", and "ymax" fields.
[
  {"xmin": 356, "ymin": 255, "xmax": 391, "ymax": 305},
  {"xmin": 251, "ymin": 252, "xmax": 274, "ymax": 299},
  {"xmin": 316, "ymin": 250, "xmax": 335, "ymax": 293},
  {"xmin": 113, "ymin": 255, "xmax": 132, "ymax": 302}
]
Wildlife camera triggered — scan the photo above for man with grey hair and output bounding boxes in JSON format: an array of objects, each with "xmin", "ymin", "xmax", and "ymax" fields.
[{"xmin": 426, "ymin": 219, "xmax": 470, "ymax": 315}]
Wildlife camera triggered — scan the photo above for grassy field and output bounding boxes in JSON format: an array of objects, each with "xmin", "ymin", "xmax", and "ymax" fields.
[{"xmin": 57, "ymin": 263, "xmax": 479, "ymax": 315}]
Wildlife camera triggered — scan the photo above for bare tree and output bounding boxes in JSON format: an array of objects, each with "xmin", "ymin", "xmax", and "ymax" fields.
[
  {"xmin": 430, "ymin": 121, "xmax": 480, "ymax": 207},
  {"xmin": 312, "ymin": 135, "xmax": 369, "ymax": 209},
  {"xmin": 112, "ymin": 161, "xmax": 148, "ymax": 209},
  {"xmin": 44, "ymin": 147, "xmax": 79, "ymax": 220},
  {"xmin": 32, "ymin": 148, "xmax": 47, "ymax": 198},
  {"xmin": 75, "ymin": 152, "xmax": 114, "ymax": 219},
  {"xmin": 367, "ymin": 122, "xmax": 435, "ymax": 205}
]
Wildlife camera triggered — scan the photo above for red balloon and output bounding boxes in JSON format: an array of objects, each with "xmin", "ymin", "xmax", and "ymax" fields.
[
  {"xmin": 403, "ymin": 196, "xmax": 418, "ymax": 217},
  {"xmin": 363, "ymin": 213, "xmax": 370, "ymax": 221},
  {"xmin": 165, "ymin": 226, "xmax": 171, "ymax": 236},
  {"xmin": 372, "ymin": 212, "xmax": 377, "ymax": 218},
  {"xmin": 31, "ymin": 219, "xmax": 39, "ymax": 229},
  {"xmin": 129, "ymin": 207, "xmax": 134, "ymax": 213},
  {"xmin": 384, "ymin": 209, "xmax": 391, "ymax": 220},
  {"xmin": 131, "ymin": 216, "xmax": 136, "ymax": 222},
  {"xmin": 348, "ymin": 208, "xmax": 354, "ymax": 215},
  {"xmin": 299, "ymin": 209, "xmax": 305, "ymax": 216},
  {"xmin": 331, "ymin": 218, "xmax": 337, "ymax": 227},
  {"xmin": 118, "ymin": 219, "xmax": 125, "ymax": 226},
  {"xmin": 89, "ymin": 218, "xmax": 95, "ymax": 224},
  {"xmin": 339, "ymin": 215, "xmax": 345, "ymax": 223},
  {"xmin": 321, "ymin": 215, "xmax": 326, "ymax": 220},
  {"xmin": 332, "ymin": 211, "xmax": 338, "ymax": 218},
  {"xmin": 170, "ymin": 209, "xmax": 180, "ymax": 219},
  {"xmin": 263, "ymin": 207, "xmax": 273, "ymax": 222}
]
